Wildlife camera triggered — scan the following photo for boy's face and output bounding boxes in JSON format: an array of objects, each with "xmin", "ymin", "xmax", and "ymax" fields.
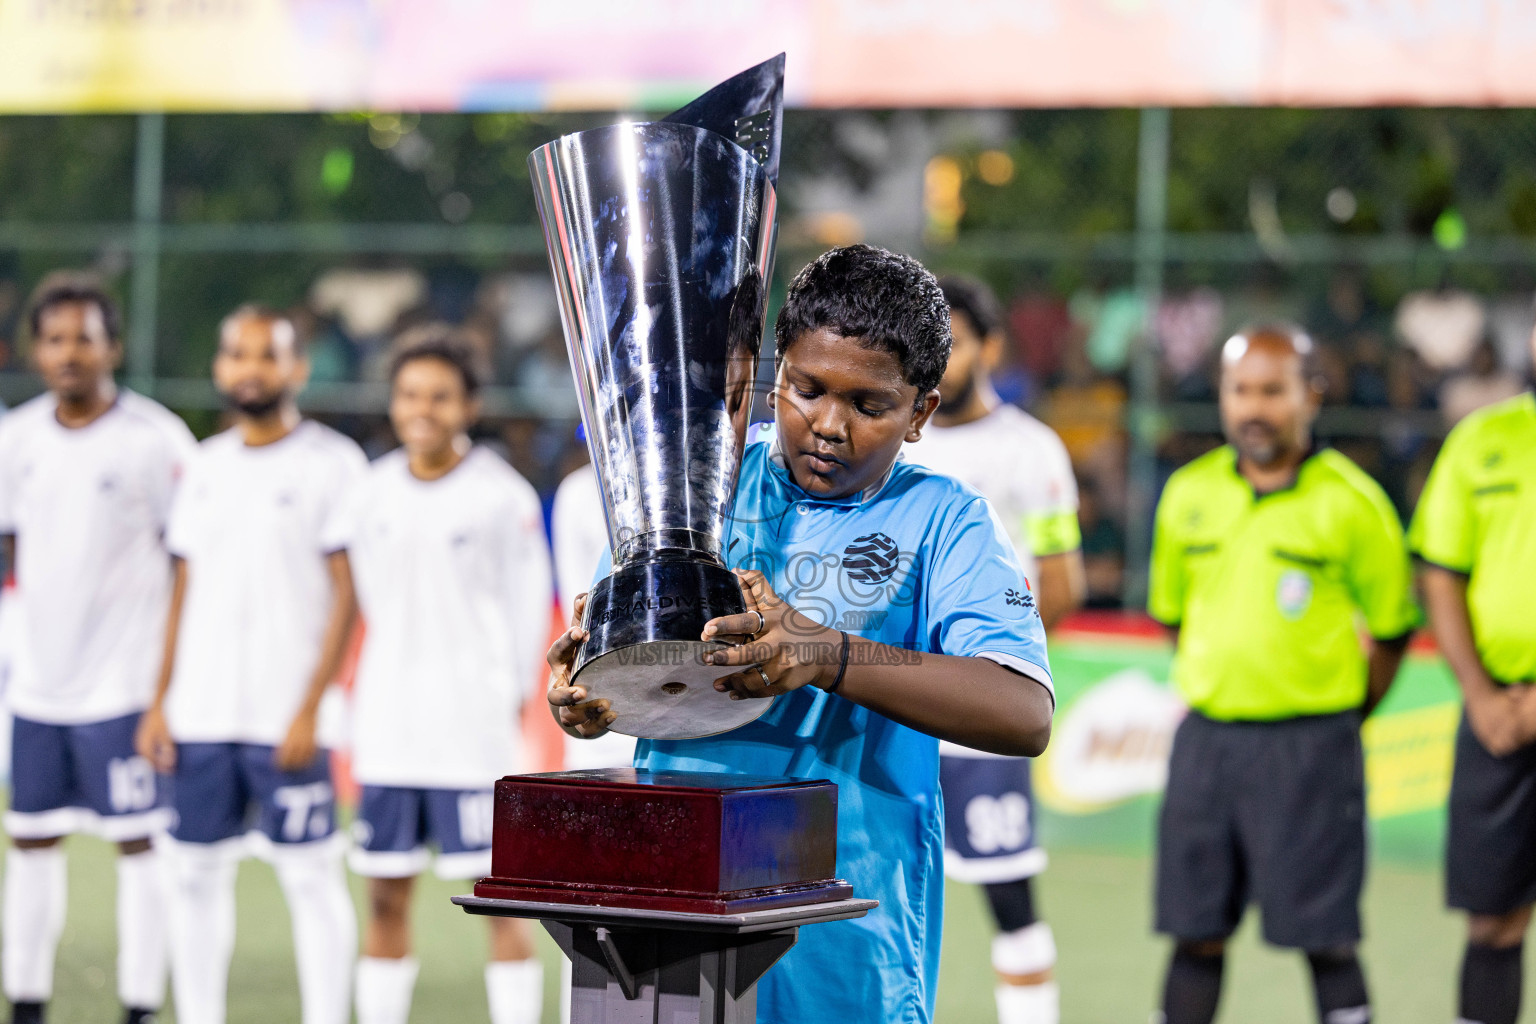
[
  {"xmin": 770, "ymin": 327, "xmax": 938, "ymax": 499},
  {"xmin": 390, "ymin": 356, "xmax": 477, "ymax": 460},
  {"xmin": 33, "ymin": 301, "xmax": 120, "ymax": 404}
]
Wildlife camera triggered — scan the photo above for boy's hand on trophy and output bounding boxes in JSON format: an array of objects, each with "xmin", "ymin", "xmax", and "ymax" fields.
[
  {"xmin": 546, "ymin": 592, "xmax": 617, "ymax": 738},
  {"xmin": 701, "ymin": 569, "xmax": 840, "ymax": 700}
]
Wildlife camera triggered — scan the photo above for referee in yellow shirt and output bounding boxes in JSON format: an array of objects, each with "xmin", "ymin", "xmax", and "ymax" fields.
[
  {"xmin": 1148, "ymin": 325, "xmax": 1420, "ymax": 1024},
  {"xmin": 1410, "ymin": 376, "xmax": 1536, "ymax": 1024}
]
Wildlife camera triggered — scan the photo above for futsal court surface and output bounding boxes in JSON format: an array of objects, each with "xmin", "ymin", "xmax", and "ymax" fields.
[{"xmin": 16, "ymin": 829, "xmax": 1516, "ymax": 1024}]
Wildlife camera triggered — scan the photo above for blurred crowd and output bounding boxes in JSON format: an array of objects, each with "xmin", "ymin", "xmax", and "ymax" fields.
[{"xmin": 1, "ymin": 259, "xmax": 1530, "ymax": 612}]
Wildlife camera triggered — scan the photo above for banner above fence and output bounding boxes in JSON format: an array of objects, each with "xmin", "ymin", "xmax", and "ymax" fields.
[{"xmin": 4, "ymin": 0, "xmax": 1536, "ymax": 113}]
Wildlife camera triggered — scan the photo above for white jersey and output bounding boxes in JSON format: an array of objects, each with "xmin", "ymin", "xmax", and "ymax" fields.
[
  {"xmin": 0, "ymin": 392, "xmax": 194, "ymax": 724},
  {"xmin": 165, "ymin": 420, "xmax": 366, "ymax": 745},
  {"xmin": 551, "ymin": 464, "xmax": 607, "ymax": 623},
  {"xmin": 550, "ymin": 463, "xmax": 637, "ymax": 771},
  {"xmin": 903, "ymin": 404, "xmax": 1079, "ymax": 587},
  {"xmin": 327, "ymin": 447, "xmax": 553, "ymax": 788}
]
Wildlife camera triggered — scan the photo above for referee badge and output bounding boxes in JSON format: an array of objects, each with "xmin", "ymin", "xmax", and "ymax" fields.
[{"xmin": 1275, "ymin": 569, "xmax": 1313, "ymax": 620}]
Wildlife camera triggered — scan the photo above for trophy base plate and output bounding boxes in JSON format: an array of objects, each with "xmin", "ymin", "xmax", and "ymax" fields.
[{"xmin": 574, "ymin": 640, "xmax": 775, "ymax": 740}]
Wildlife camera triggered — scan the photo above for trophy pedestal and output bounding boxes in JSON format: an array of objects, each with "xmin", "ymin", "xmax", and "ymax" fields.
[
  {"xmin": 454, "ymin": 896, "xmax": 876, "ymax": 1024},
  {"xmin": 459, "ymin": 769, "xmax": 873, "ymax": 1022}
]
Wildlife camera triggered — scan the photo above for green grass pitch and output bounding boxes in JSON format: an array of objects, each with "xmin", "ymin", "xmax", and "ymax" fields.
[{"xmin": 20, "ymin": 833, "xmax": 1531, "ymax": 1023}]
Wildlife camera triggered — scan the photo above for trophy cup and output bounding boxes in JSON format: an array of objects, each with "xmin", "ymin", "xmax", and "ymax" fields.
[
  {"xmin": 529, "ymin": 53, "xmax": 784, "ymax": 740},
  {"xmin": 458, "ymin": 60, "xmax": 877, "ymax": 1023}
]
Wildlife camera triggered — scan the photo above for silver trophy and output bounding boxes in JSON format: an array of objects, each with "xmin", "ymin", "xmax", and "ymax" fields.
[{"xmin": 530, "ymin": 56, "xmax": 784, "ymax": 740}]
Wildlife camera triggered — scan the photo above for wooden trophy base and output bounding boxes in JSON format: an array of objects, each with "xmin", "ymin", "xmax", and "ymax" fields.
[
  {"xmin": 474, "ymin": 768, "xmax": 848, "ymax": 914},
  {"xmin": 462, "ymin": 766, "xmax": 873, "ymax": 1023}
]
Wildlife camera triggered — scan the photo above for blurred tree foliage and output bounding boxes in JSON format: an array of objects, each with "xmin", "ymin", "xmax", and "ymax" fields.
[
  {"xmin": 5, "ymin": 106, "xmax": 1536, "ymax": 378},
  {"xmin": 952, "ymin": 107, "xmax": 1536, "ymax": 239}
]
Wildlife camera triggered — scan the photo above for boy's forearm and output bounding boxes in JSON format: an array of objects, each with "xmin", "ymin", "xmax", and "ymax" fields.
[{"xmin": 833, "ymin": 639, "xmax": 1052, "ymax": 756}]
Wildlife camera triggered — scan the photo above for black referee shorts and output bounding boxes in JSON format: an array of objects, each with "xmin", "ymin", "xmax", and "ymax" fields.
[
  {"xmin": 1446, "ymin": 710, "xmax": 1536, "ymax": 916},
  {"xmin": 1155, "ymin": 710, "xmax": 1366, "ymax": 949}
]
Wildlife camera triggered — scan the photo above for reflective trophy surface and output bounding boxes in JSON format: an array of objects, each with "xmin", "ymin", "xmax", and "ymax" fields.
[{"xmin": 529, "ymin": 55, "xmax": 784, "ymax": 740}]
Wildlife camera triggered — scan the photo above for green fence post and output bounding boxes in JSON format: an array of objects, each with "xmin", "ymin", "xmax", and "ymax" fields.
[
  {"xmin": 1122, "ymin": 106, "xmax": 1170, "ymax": 608},
  {"xmin": 128, "ymin": 112, "xmax": 164, "ymax": 394}
]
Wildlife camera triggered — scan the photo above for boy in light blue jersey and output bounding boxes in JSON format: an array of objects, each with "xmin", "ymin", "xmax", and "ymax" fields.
[{"xmin": 548, "ymin": 245, "xmax": 1055, "ymax": 1024}]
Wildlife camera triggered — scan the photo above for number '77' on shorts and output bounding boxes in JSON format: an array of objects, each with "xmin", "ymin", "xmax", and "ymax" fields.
[{"xmin": 168, "ymin": 742, "xmax": 337, "ymax": 849}]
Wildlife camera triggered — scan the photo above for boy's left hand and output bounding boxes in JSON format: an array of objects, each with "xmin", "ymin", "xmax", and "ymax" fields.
[{"xmin": 701, "ymin": 569, "xmax": 842, "ymax": 700}]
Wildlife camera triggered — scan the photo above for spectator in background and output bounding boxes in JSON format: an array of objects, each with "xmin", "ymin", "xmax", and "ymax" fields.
[
  {"xmin": 1439, "ymin": 338, "xmax": 1524, "ymax": 427},
  {"xmin": 1077, "ymin": 478, "xmax": 1126, "ymax": 609},
  {"xmin": 330, "ymin": 329, "xmax": 549, "ymax": 1024},
  {"xmin": 0, "ymin": 275, "xmax": 194, "ymax": 1024},
  {"xmin": 136, "ymin": 305, "xmax": 363, "ymax": 1024}
]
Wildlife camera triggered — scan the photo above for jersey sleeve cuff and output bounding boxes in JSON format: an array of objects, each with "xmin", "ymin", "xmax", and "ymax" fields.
[
  {"xmin": 976, "ymin": 651, "xmax": 1055, "ymax": 706},
  {"xmin": 1412, "ymin": 554, "xmax": 1472, "ymax": 577}
]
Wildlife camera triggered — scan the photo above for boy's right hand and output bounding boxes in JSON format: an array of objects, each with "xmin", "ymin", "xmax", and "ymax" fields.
[
  {"xmin": 135, "ymin": 704, "xmax": 177, "ymax": 773},
  {"xmin": 546, "ymin": 593, "xmax": 617, "ymax": 739}
]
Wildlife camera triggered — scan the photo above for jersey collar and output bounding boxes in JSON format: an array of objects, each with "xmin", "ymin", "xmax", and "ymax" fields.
[{"xmin": 1224, "ymin": 439, "xmax": 1324, "ymax": 500}]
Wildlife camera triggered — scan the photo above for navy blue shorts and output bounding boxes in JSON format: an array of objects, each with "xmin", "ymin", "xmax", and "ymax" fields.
[
  {"xmin": 169, "ymin": 742, "xmax": 337, "ymax": 851},
  {"xmin": 7, "ymin": 712, "xmax": 169, "ymax": 841},
  {"xmin": 349, "ymin": 785, "xmax": 495, "ymax": 880},
  {"xmin": 939, "ymin": 749, "xmax": 1045, "ymax": 884}
]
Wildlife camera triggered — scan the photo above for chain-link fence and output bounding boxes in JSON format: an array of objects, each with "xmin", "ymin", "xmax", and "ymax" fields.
[{"xmin": 3, "ymin": 107, "xmax": 1534, "ymax": 603}]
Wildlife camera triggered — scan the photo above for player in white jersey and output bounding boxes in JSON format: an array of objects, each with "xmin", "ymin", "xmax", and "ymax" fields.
[
  {"xmin": 550, "ymin": 460, "xmax": 638, "ymax": 772},
  {"xmin": 135, "ymin": 306, "xmax": 362, "ymax": 1024},
  {"xmin": 903, "ymin": 275, "xmax": 1085, "ymax": 1024},
  {"xmin": 0, "ymin": 276, "xmax": 193, "ymax": 1024},
  {"xmin": 327, "ymin": 329, "xmax": 550, "ymax": 1024}
]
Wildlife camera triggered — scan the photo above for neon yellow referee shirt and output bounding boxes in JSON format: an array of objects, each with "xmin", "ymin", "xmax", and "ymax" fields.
[
  {"xmin": 1149, "ymin": 446, "xmax": 1420, "ymax": 721},
  {"xmin": 1409, "ymin": 392, "xmax": 1536, "ymax": 684}
]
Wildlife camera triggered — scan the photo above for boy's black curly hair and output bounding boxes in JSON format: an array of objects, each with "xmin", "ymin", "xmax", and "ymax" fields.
[{"xmin": 774, "ymin": 245, "xmax": 951, "ymax": 396}]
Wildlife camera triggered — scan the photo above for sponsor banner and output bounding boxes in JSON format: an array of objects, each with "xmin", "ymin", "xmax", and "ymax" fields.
[
  {"xmin": 1036, "ymin": 627, "xmax": 1460, "ymax": 863},
  {"xmin": 3, "ymin": 1, "xmax": 1536, "ymax": 113}
]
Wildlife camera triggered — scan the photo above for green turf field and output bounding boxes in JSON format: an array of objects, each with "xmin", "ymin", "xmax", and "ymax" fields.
[{"xmin": 18, "ymin": 833, "xmax": 1532, "ymax": 1023}]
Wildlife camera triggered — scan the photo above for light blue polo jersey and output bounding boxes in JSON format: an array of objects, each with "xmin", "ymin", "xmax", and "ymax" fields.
[{"xmin": 634, "ymin": 438, "xmax": 1054, "ymax": 1024}]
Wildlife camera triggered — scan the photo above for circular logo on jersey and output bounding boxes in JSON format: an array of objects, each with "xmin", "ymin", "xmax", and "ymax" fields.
[
  {"xmin": 841, "ymin": 532, "xmax": 900, "ymax": 585},
  {"xmin": 1276, "ymin": 569, "xmax": 1313, "ymax": 620}
]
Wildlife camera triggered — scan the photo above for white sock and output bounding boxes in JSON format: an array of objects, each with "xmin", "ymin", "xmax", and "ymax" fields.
[
  {"xmin": 116, "ymin": 848, "xmax": 168, "ymax": 1011},
  {"xmin": 996, "ymin": 980, "xmax": 1060, "ymax": 1024},
  {"xmin": 2, "ymin": 846, "xmax": 67, "ymax": 1002},
  {"xmin": 274, "ymin": 847, "xmax": 358, "ymax": 1024},
  {"xmin": 355, "ymin": 956, "xmax": 418, "ymax": 1024},
  {"xmin": 166, "ymin": 842, "xmax": 238, "ymax": 1024},
  {"xmin": 993, "ymin": 922, "xmax": 1059, "ymax": 1024},
  {"xmin": 487, "ymin": 958, "xmax": 544, "ymax": 1024}
]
